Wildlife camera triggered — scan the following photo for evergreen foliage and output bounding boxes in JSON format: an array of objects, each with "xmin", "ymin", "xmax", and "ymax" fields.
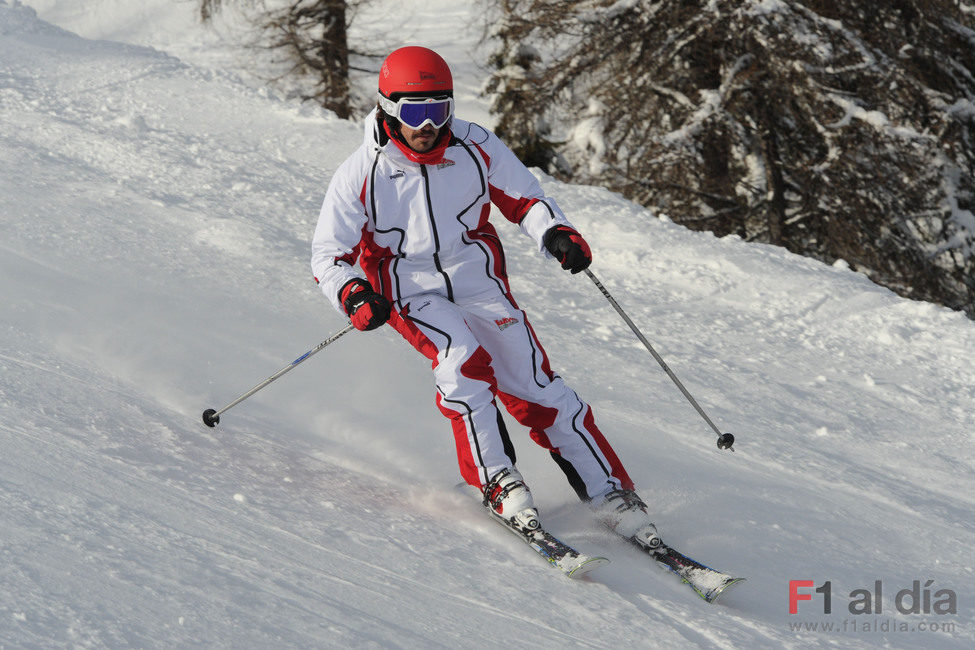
[{"xmin": 487, "ymin": 0, "xmax": 975, "ymax": 316}]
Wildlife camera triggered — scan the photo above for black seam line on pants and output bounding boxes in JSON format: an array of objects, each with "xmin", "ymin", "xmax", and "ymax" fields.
[
  {"xmin": 437, "ymin": 388, "xmax": 488, "ymax": 487},
  {"xmin": 405, "ymin": 311, "xmax": 452, "ymax": 359},
  {"xmin": 549, "ymin": 450, "xmax": 589, "ymax": 501},
  {"xmin": 454, "ymin": 141, "xmax": 506, "ymax": 295},
  {"xmin": 568, "ymin": 391, "xmax": 613, "ymax": 481},
  {"xmin": 502, "ymin": 293, "xmax": 547, "ymax": 390},
  {"xmin": 497, "ymin": 409, "xmax": 516, "ymax": 466},
  {"xmin": 519, "ymin": 308, "xmax": 547, "ymax": 390},
  {"xmin": 420, "ymin": 164, "xmax": 454, "ymax": 301},
  {"xmin": 407, "ymin": 310, "xmax": 488, "ymax": 485},
  {"xmin": 370, "ymin": 152, "xmax": 406, "ymax": 301}
]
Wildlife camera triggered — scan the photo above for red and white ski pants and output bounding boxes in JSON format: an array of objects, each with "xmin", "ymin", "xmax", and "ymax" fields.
[{"xmin": 388, "ymin": 291, "xmax": 634, "ymax": 501}]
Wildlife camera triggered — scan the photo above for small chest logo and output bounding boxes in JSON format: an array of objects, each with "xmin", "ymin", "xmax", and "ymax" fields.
[
  {"xmin": 389, "ymin": 169, "xmax": 405, "ymax": 180},
  {"xmin": 495, "ymin": 317, "xmax": 519, "ymax": 331},
  {"xmin": 437, "ymin": 158, "xmax": 455, "ymax": 170}
]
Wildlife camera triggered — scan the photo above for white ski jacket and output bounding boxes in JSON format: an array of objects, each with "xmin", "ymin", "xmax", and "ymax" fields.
[{"xmin": 311, "ymin": 110, "xmax": 575, "ymax": 314}]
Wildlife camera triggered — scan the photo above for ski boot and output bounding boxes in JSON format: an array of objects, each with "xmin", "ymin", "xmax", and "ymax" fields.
[
  {"xmin": 591, "ymin": 488, "xmax": 662, "ymax": 552},
  {"xmin": 482, "ymin": 468, "xmax": 540, "ymax": 536}
]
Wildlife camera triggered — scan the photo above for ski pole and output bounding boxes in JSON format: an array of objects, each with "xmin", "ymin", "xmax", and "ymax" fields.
[
  {"xmin": 583, "ymin": 268, "xmax": 736, "ymax": 451},
  {"xmin": 202, "ymin": 322, "xmax": 356, "ymax": 427}
]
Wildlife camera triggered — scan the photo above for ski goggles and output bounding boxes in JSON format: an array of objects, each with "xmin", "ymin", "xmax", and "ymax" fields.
[{"xmin": 378, "ymin": 94, "xmax": 454, "ymax": 129}]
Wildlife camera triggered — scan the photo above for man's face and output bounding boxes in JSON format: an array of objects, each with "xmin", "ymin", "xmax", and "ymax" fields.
[{"xmin": 399, "ymin": 122, "xmax": 440, "ymax": 152}]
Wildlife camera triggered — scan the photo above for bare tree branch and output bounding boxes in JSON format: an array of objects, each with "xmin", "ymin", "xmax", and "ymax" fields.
[{"xmin": 486, "ymin": 0, "xmax": 975, "ymax": 316}]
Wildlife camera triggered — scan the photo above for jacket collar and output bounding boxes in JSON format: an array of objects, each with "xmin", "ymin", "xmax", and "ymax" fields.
[
  {"xmin": 366, "ymin": 109, "xmax": 451, "ymax": 166},
  {"xmin": 381, "ymin": 120, "xmax": 451, "ymax": 165}
]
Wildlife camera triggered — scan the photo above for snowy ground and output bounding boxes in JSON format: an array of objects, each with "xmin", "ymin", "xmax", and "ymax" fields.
[{"xmin": 2, "ymin": 1, "xmax": 974, "ymax": 647}]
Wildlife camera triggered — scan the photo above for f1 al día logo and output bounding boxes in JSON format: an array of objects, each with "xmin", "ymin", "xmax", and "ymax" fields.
[
  {"xmin": 789, "ymin": 579, "xmax": 957, "ymax": 615},
  {"xmin": 788, "ymin": 579, "xmax": 960, "ymax": 636}
]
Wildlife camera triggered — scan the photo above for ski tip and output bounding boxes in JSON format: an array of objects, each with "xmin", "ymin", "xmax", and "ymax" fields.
[
  {"xmin": 704, "ymin": 577, "xmax": 746, "ymax": 603},
  {"xmin": 566, "ymin": 556, "xmax": 610, "ymax": 578}
]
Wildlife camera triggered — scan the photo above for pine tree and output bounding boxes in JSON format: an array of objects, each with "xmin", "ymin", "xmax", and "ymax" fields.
[
  {"xmin": 487, "ymin": 0, "xmax": 975, "ymax": 317},
  {"xmin": 484, "ymin": 1, "xmax": 564, "ymax": 172}
]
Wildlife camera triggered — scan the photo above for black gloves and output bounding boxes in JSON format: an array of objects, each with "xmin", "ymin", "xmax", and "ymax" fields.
[
  {"xmin": 340, "ymin": 279, "xmax": 391, "ymax": 331},
  {"xmin": 543, "ymin": 225, "xmax": 592, "ymax": 274}
]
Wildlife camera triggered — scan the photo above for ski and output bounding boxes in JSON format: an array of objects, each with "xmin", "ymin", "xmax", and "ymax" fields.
[
  {"xmin": 488, "ymin": 509, "xmax": 610, "ymax": 579},
  {"xmin": 458, "ymin": 482, "xmax": 608, "ymax": 578},
  {"xmin": 631, "ymin": 539, "xmax": 744, "ymax": 603}
]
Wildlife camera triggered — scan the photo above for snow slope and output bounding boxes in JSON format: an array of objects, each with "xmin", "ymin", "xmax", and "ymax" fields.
[{"xmin": 2, "ymin": 1, "xmax": 974, "ymax": 647}]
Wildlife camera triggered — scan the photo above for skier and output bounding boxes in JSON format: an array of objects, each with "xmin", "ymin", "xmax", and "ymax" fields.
[{"xmin": 311, "ymin": 46, "xmax": 660, "ymax": 551}]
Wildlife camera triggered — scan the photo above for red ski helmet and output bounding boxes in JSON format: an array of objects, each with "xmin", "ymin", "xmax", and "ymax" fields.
[{"xmin": 378, "ymin": 46, "xmax": 453, "ymax": 100}]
